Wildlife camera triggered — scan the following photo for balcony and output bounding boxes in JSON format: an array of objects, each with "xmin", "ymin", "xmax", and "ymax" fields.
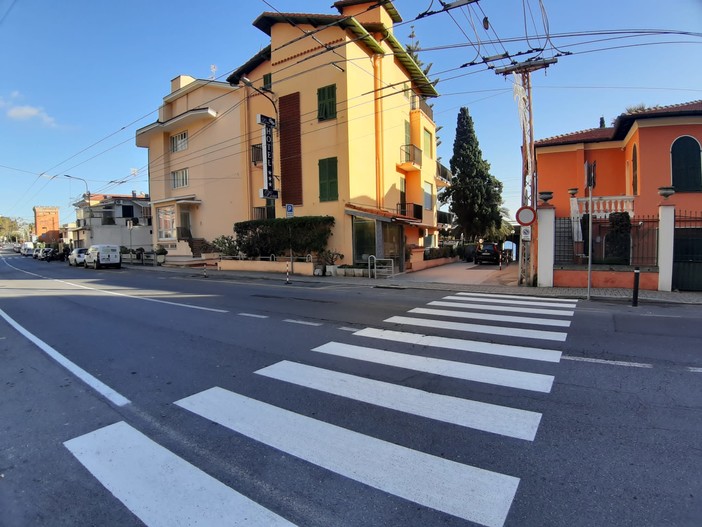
[
  {"xmin": 437, "ymin": 210, "xmax": 454, "ymax": 225},
  {"xmin": 436, "ymin": 161, "xmax": 452, "ymax": 188},
  {"xmin": 572, "ymin": 196, "xmax": 635, "ymax": 219},
  {"xmin": 398, "ymin": 144, "xmax": 422, "ymax": 172},
  {"xmin": 397, "ymin": 202, "xmax": 423, "ymax": 220},
  {"xmin": 411, "ymin": 95, "xmax": 434, "ymax": 121}
]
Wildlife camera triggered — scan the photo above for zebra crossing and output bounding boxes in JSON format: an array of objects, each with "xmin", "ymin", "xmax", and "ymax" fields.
[{"xmin": 65, "ymin": 291, "xmax": 577, "ymax": 527}]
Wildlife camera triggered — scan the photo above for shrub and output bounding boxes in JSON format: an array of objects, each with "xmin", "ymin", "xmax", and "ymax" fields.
[
  {"xmin": 233, "ymin": 216, "xmax": 335, "ymax": 258},
  {"xmin": 212, "ymin": 235, "xmax": 238, "ymax": 256},
  {"xmin": 155, "ymin": 245, "xmax": 168, "ymax": 256}
]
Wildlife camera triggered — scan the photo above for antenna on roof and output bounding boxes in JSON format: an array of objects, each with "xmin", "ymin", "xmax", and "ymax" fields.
[{"xmin": 210, "ymin": 64, "xmax": 217, "ymax": 80}]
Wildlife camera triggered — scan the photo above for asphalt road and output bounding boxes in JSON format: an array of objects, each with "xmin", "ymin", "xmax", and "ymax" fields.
[{"xmin": 1, "ymin": 249, "xmax": 700, "ymax": 526}]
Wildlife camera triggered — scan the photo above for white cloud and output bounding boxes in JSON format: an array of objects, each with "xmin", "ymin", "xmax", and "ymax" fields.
[{"xmin": 2, "ymin": 94, "xmax": 57, "ymax": 127}]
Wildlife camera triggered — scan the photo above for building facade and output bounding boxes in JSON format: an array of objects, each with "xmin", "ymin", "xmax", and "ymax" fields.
[
  {"xmin": 33, "ymin": 206, "xmax": 60, "ymax": 244},
  {"xmin": 136, "ymin": 0, "xmax": 449, "ymax": 270}
]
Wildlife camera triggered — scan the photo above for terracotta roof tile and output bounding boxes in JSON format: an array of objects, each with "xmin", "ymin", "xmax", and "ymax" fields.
[{"xmin": 536, "ymin": 127, "xmax": 613, "ymax": 147}]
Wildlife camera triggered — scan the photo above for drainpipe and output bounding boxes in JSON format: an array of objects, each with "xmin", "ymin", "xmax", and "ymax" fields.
[
  {"xmin": 373, "ymin": 54, "xmax": 384, "ymax": 209},
  {"xmin": 242, "ymin": 86, "xmax": 252, "ymax": 218}
]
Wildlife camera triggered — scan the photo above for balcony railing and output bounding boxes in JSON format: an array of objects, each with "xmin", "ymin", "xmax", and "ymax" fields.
[
  {"xmin": 436, "ymin": 161, "xmax": 452, "ymax": 187},
  {"xmin": 411, "ymin": 95, "xmax": 434, "ymax": 121},
  {"xmin": 399, "ymin": 144, "xmax": 422, "ymax": 170},
  {"xmin": 437, "ymin": 210, "xmax": 454, "ymax": 225},
  {"xmin": 397, "ymin": 202, "xmax": 423, "ymax": 220},
  {"xmin": 572, "ymin": 196, "xmax": 635, "ymax": 219},
  {"xmin": 251, "ymin": 143, "xmax": 263, "ymax": 165}
]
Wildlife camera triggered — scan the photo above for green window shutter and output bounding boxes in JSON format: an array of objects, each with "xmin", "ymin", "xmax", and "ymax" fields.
[
  {"xmin": 319, "ymin": 157, "xmax": 338, "ymax": 201},
  {"xmin": 262, "ymin": 73, "xmax": 272, "ymax": 91},
  {"xmin": 317, "ymin": 84, "xmax": 337, "ymax": 121}
]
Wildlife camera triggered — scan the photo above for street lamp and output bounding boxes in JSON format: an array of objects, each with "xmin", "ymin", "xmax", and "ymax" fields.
[
  {"xmin": 63, "ymin": 174, "xmax": 91, "ymax": 246},
  {"xmin": 239, "ymin": 76, "xmax": 279, "ymax": 125}
]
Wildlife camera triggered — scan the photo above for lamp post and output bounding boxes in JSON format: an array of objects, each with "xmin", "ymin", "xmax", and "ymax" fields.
[
  {"xmin": 240, "ymin": 76, "xmax": 279, "ymax": 125},
  {"xmin": 63, "ymin": 174, "xmax": 91, "ymax": 247}
]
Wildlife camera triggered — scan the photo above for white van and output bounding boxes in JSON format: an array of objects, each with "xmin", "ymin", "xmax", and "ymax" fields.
[
  {"xmin": 84, "ymin": 244, "xmax": 121, "ymax": 269},
  {"xmin": 20, "ymin": 242, "xmax": 35, "ymax": 256}
]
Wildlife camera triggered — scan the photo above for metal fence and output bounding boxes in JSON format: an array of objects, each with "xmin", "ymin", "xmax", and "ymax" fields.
[{"xmin": 555, "ymin": 215, "xmax": 658, "ymax": 266}]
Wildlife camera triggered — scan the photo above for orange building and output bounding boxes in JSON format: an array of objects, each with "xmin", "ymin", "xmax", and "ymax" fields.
[
  {"xmin": 534, "ymin": 101, "xmax": 702, "ymax": 291},
  {"xmin": 33, "ymin": 206, "xmax": 60, "ymax": 244}
]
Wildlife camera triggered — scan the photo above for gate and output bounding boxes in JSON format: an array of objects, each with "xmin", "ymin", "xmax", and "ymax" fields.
[{"xmin": 673, "ymin": 212, "xmax": 702, "ymax": 291}]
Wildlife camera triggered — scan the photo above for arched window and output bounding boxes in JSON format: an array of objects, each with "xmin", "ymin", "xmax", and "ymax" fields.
[
  {"xmin": 671, "ymin": 136, "xmax": 702, "ymax": 192},
  {"xmin": 632, "ymin": 144, "xmax": 638, "ymax": 195}
]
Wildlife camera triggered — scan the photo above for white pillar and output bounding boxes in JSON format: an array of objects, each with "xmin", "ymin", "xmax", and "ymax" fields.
[
  {"xmin": 537, "ymin": 205, "xmax": 555, "ymax": 287},
  {"xmin": 658, "ymin": 204, "xmax": 675, "ymax": 292}
]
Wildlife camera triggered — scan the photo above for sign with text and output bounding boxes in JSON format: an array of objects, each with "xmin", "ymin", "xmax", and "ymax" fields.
[{"xmin": 257, "ymin": 114, "xmax": 277, "ymax": 199}]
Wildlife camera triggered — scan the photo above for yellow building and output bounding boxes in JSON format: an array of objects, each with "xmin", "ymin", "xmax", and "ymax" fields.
[{"xmin": 137, "ymin": 0, "xmax": 448, "ymax": 270}]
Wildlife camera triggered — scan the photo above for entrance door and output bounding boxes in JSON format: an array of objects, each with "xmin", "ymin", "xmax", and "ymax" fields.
[
  {"xmin": 673, "ymin": 226, "xmax": 702, "ymax": 291},
  {"xmin": 180, "ymin": 211, "xmax": 191, "ymax": 238}
]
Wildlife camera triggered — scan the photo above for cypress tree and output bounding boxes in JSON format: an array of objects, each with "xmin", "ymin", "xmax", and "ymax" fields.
[{"xmin": 439, "ymin": 107, "xmax": 502, "ymax": 240}]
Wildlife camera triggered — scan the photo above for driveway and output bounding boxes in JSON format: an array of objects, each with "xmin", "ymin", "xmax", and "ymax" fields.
[{"xmin": 394, "ymin": 260, "xmax": 519, "ymax": 286}]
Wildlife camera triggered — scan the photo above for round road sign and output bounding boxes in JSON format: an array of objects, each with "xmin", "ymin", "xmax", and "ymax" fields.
[{"xmin": 516, "ymin": 206, "xmax": 536, "ymax": 226}]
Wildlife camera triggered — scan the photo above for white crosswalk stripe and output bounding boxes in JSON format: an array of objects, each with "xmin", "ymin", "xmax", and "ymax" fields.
[
  {"xmin": 312, "ymin": 341, "xmax": 554, "ymax": 392},
  {"xmin": 65, "ymin": 421, "xmax": 295, "ymax": 527},
  {"xmin": 176, "ymin": 386, "xmax": 520, "ymax": 527},
  {"xmin": 410, "ymin": 306, "xmax": 572, "ymax": 327},
  {"xmin": 386, "ymin": 315, "xmax": 569, "ymax": 341},
  {"xmin": 430, "ymin": 299, "xmax": 575, "ymax": 317},
  {"xmin": 256, "ymin": 361, "xmax": 542, "ymax": 440},
  {"xmin": 353, "ymin": 327, "xmax": 562, "ymax": 362}
]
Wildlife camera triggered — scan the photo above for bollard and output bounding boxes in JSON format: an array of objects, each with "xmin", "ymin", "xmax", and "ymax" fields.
[
  {"xmin": 203, "ymin": 264, "xmax": 208, "ymax": 279},
  {"xmin": 632, "ymin": 266, "xmax": 640, "ymax": 307},
  {"xmin": 285, "ymin": 262, "xmax": 291, "ymax": 284}
]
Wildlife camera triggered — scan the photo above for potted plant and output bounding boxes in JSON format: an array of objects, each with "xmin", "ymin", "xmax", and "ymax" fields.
[
  {"xmin": 319, "ymin": 249, "xmax": 343, "ymax": 276},
  {"xmin": 155, "ymin": 245, "xmax": 168, "ymax": 265}
]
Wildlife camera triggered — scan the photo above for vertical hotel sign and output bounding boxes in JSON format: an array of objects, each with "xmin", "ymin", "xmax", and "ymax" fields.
[{"xmin": 257, "ymin": 114, "xmax": 278, "ymax": 199}]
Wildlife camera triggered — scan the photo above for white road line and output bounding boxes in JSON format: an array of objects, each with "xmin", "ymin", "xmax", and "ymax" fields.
[
  {"xmin": 434, "ymin": 299, "xmax": 575, "ymax": 317},
  {"xmin": 284, "ymin": 319, "xmax": 323, "ymax": 326},
  {"xmin": 65, "ymin": 421, "xmax": 295, "ymax": 527},
  {"xmin": 239, "ymin": 313, "xmax": 268, "ymax": 318},
  {"xmin": 0, "ymin": 308, "xmax": 130, "ymax": 407},
  {"xmin": 2, "ymin": 260, "xmax": 228, "ymax": 313},
  {"xmin": 353, "ymin": 327, "xmax": 562, "ymax": 363},
  {"xmin": 257, "ymin": 361, "xmax": 542, "ymax": 441},
  {"xmin": 455, "ymin": 292, "xmax": 578, "ymax": 304},
  {"xmin": 386, "ymin": 316, "xmax": 568, "ymax": 342},
  {"xmin": 312, "ymin": 342, "xmax": 554, "ymax": 393},
  {"xmin": 176, "ymin": 387, "xmax": 519, "ymax": 527},
  {"xmin": 453, "ymin": 293, "xmax": 577, "ymax": 309},
  {"xmin": 338, "ymin": 326, "xmax": 358, "ymax": 332},
  {"xmin": 410, "ymin": 307, "xmax": 572, "ymax": 328},
  {"xmin": 687, "ymin": 367, "xmax": 702, "ymax": 373},
  {"xmin": 562, "ymin": 356, "xmax": 653, "ymax": 368}
]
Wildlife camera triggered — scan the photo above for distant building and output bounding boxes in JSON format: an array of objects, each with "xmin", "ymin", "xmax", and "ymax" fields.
[{"xmin": 33, "ymin": 206, "xmax": 60, "ymax": 244}]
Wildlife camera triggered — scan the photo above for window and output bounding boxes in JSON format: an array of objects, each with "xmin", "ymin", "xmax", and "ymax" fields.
[
  {"xmin": 170, "ymin": 131, "xmax": 188, "ymax": 152},
  {"xmin": 171, "ymin": 168, "xmax": 189, "ymax": 189},
  {"xmin": 157, "ymin": 206, "xmax": 176, "ymax": 240},
  {"xmin": 424, "ymin": 181, "xmax": 433, "ymax": 210},
  {"xmin": 319, "ymin": 157, "xmax": 338, "ymax": 201},
  {"xmin": 251, "ymin": 143, "xmax": 263, "ymax": 165},
  {"xmin": 262, "ymin": 73, "xmax": 272, "ymax": 91},
  {"xmin": 403, "ymin": 82, "xmax": 410, "ymax": 100},
  {"xmin": 404, "ymin": 120, "xmax": 411, "ymax": 146},
  {"xmin": 423, "ymin": 128, "xmax": 433, "ymax": 159},
  {"xmin": 317, "ymin": 84, "xmax": 337, "ymax": 121},
  {"xmin": 632, "ymin": 144, "xmax": 638, "ymax": 195},
  {"xmin": 353, "ymin": 216, "xmax": 375, "ymax": 264},
  {"xmin": 671, "ymin": 136, "xmax": 702, "ymax": 191}
]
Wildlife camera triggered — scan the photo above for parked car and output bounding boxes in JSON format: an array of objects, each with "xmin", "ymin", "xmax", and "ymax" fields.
[
  {"xmin": 39, "ymin": 248, "xmax": 54, "ymax": 261},
  {"xmin": 67, "ymin": 248, "xmax": 88, "ymax": 266},
  {"xmin": 84, "ymin": 244, "xmax": 121, "ymax": 269},
  {"xmin": 21, "ymin": 242, "xmax": 35, "ymax": 256},
  {"xmin": 32, "ymin": 247, "xmax": 42, "ymax": 259},
  {"xmin": 474, "ymin": 242, "xmax": 502, "ymax": 265}
]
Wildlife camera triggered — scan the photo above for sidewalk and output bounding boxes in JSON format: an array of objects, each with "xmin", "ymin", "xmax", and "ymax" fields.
[{"xmin": 128, "ymin": 260, "xmax": 702, "ymax": 305}]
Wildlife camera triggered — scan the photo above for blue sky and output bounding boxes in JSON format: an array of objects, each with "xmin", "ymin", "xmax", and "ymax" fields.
[{"xmin": 1, "ymin": 0, "xmax": 700, "ymax": 227}]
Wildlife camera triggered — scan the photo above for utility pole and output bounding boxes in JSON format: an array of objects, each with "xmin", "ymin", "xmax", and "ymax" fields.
[{"xmin": 496, "ymin": 58, "xmax": 557, "ymax": 286}]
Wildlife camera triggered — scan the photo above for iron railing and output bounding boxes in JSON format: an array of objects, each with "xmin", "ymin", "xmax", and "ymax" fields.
[
  {"xmin": 411, "ymin": 95, "xmax": 434, "ymax": 121},
  {"xmin": 399, "ymin": 144, "xmax": 422, "ymax": 167},
  {"xmin": 555, "ymin": 215, "xmax": 658, "ymax": 266},
  {"xmin": 397, "ymin": 202, "xmax": 423, "ymax": 220}
]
